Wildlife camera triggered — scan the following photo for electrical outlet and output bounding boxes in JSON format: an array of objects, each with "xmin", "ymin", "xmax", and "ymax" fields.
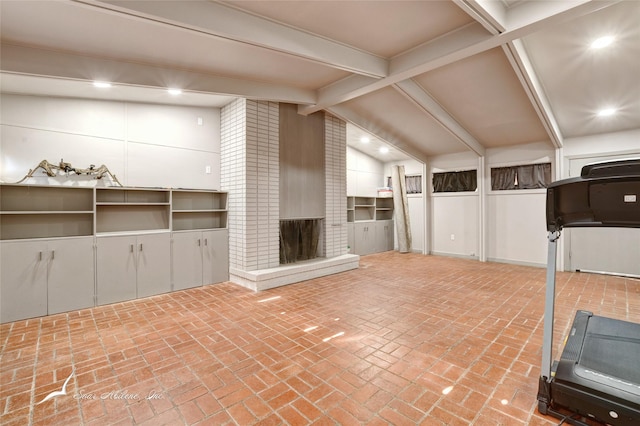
[
  {"xmin": 205, "ymin": 165, "xmax": 211, "ymax": 174},
  {"xmin": 450, "ymin": 234, "xmax": 455, "ymax": 241}
]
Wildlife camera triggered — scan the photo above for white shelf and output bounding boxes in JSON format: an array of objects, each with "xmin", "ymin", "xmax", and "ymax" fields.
[
  {"xmin": 171, "ymin": 190, "xmax": 228, "ymax": 230},
  {"xmin": 1, "ymin": 185, "xmax": 229, "ymax": 239}
]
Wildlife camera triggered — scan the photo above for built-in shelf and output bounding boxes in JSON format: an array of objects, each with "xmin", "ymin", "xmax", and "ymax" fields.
[
  {"xmin": 96, "ymin": 187, "xmax": 170, "ymax": 234},
  {"xmin": 347, "ymin": 195, "xmax": 395, "ymax": 255},
  {"xmin": 347, "ymin": 196, "xmax": 394, "ymax": 222},
  {"xmin": 0, "ymin": 185, "xmax": 229, "ymax": 239},
  {"xmin": 171, "ymin": 190, "xmax": 228, "ymax": 231},
  {"xmin": 0, "ymin": 184, "xmax": 94, "ymax": 240}
]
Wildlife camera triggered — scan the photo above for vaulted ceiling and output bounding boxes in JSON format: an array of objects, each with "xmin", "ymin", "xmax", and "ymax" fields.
[{"xmin": 1, "ymin": 1, "xmax": 638, "ymax": 163}]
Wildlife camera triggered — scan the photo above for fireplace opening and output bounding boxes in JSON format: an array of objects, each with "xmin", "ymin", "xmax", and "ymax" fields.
[{"xmin": 280, "ymin": 219, "xmax": 322, "ymax": 264}]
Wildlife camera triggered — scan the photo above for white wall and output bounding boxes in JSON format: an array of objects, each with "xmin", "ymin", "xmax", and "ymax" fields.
[
  {"xmin": 0, "ymin": 94, "xmax": 222, "ymax": 189},
  {"xmin": 562, "ymin": 129, "xmax": 640, "ymax": 177},
  {"xmin": 430, "ymin": 151, "xmax": 480, "ymax": 258},
  {"xmin": 428, "ymin": 143, "xmax": 554, "ymax": 265},
  {"xmin": 485, "ymin": 141, "xmax": 555, "ymax": 266},
  {"xmin": 347, "ymin": 146, "xmax": 384, "ymax": 196}
]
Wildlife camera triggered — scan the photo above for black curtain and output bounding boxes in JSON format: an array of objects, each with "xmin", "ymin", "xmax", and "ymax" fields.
[
  {"xmin": 433, "ymin": 170, "xmax": 477, "ymax": 192},
  {"xmin": 517, "ymin": 163, "xmax": 551, "ymax": 189},
  {"xmin": 491, "ymin": 163, "xmax": 551, "ymax": 190},
  {"xmin": 491, "ymin": 167, "xmax": 517, "ymax": 190},
  {"xmin": 280, "ymin": 219, "xmax": 321, "ymax": 264}
]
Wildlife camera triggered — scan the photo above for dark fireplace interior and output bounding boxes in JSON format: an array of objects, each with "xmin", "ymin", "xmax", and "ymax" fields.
[{"xmin": 280, "ymin": 219, "xmax": 322, "ymax": 264}]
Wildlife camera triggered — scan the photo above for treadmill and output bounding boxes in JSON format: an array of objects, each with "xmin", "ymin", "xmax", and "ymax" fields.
[{"xmin": 537, "ymin": 158, "xmax": 640, "ymax": 425}]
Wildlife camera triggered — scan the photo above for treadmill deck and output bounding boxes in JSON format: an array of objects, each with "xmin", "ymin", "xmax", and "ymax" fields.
[{"xmin": 550, "ymin": 311, "xmax": 640, "ymax": 425}]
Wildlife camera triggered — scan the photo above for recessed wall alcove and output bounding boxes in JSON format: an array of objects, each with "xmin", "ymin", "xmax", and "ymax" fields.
[{"xmin": 220, "ymin": 99, "xmax": 358, "ymax": 291}]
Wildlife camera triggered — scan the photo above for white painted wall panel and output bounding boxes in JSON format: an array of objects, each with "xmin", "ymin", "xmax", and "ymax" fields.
[
  {"xmin": 0, "ymin": 94, "xmax": 125, "ymax": 140},
  {"xmin": 1, "ymin": 125, "xmax": 124, "ymax": 185},
  {"xmin": 486, "ymin": 192, "xmax": 547, "ymax": 266},
  {"xmin": 432, "ymin": 194, "xmax": 478, "ymax": 257},
  {"xmin": 127, "ymin": 142, "xmax": 220, "ymax": 189},
  {"xmin": 407, "ymin": 195, "xmax": 423, "ymax": 252},
  {"xmin": 126, "ymin": 103, "xmax": 220, "ymax": 152},
  {"xmin": 347, "ymin": 146, "xmax": 384, "ymax": 196},
  {"xmin": 0, "ymin": 94, "xmax": 221, "ymax": 189}
]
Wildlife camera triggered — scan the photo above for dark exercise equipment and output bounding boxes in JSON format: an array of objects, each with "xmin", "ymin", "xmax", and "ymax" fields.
[{"xmin": 537, "ymin": 158, "xmax": 640, "ymax": 426}]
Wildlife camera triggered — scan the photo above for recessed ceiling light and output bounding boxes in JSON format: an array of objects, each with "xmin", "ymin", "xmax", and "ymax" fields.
[
  {"xmin": 590, "ymin": 35, "xmax": 615, "ymax": 49},
  {"xmin": 597, "ymin": 107, "xmax": 616, "ymax": 117},
  {"xmin": 92, "ymin": 81, "xmax": 112, "ymax": 88},
  {"xmin": 167, "ymin": 88, "xmax": 182, "ymax": 95},
  {"xmin": 360, "ymin": 136, "xmax": 370, "ymax": 143},
  {"xmin": 379, "ymin": 146, "xmax": 389, "ymax": 154}
]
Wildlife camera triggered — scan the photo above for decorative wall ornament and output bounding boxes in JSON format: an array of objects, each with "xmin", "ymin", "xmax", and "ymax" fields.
[{"xmin": 14, "ymin": 159, "xmax": 123, "ymax": 186}]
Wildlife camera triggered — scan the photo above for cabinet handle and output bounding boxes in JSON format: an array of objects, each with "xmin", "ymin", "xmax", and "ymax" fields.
[
  {"xmin": 204, "ymin": 238, "xmax": 208, "ymax": 246},
  {"xmin": 39, "ymin": 251, "xmax": 43, "ymax": 261},
  {"xmin": 198, "ymin": 239, "xmax": 201, "ymax": 246},
  {"xmin": 130, "ymin": 244, "xmax": 134, "ymax": 253},
  {"xmin": 139, "ymin": 243, "xmax": 143, "ymax": 252},
  {"xmin": 51, "ymin": 250, "xmax": 55, "ymax": 260}
]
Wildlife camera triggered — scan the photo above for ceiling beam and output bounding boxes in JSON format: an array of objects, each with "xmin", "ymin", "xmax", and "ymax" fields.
[
  {"xmin": 327, "ymin": 104, "xmax": 430, "ymax": 164},
  {"xmin": 0, "ymin": 43, "xmax": 316, "ymax": 104},
  {"xmin": 393, "ymin": 80, "xmax": 485, "ymax": 156},
  {"xmin": 503, "ymin": 41, "xmax": 564, "ymax": 148},
  {"xmin": 453, "ymin": 0, "xmax": 506, "ymax": 34},
  {"xmin": 456, "ymin": 0, "xmax": 566, "ymax": 148},
  {"xmin": 73, "ymin": 0, "xmax": 388, "ymax": 79},
  {"xmin": 298, "ymin": 0, "xmax": 620, "ymax": 116}
]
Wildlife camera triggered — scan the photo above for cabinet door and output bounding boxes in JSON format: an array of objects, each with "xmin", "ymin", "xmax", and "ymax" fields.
[
  {"xmin": 354, "ymin": 222, "xmax": 376, "ymax": 255},
  {"xmin": 136, "ymin": 233, "xmax": 171, "ymax": 298},
  {"xmin": 48, "ymin": 237, "xmax": 95, "ymax": 314},
  {"xmin": 347, "ymin": 223, "xmax": 355, "ymax": 254},
  {"xmin": 375, "ymin": 220, "xmax": 394, "ymax": 253},
  {"xmin": 202, "ymin": 230, "xmax": 228, "ymax": 285},
  {"xmin": 96, "ymin": 236, "xmax": 137, "ymax": 305},
  {"xmin": 0, "ymin": 241, "xmax": 48, "ymax": 322},
  {"xmin": 172, "ymin": 231, "xmax": 204, "ymax": 290}
]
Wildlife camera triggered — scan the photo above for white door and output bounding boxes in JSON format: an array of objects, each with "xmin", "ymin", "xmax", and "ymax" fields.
[
  {"xmin": 96, "ymin": 235, "xmax": 137, "ymax": 305},
  {"xmin": 567, "ymin": 155, "xmax": 640, "ymax": 276},
  {"xmin": 48, "ymin": 237, "xmax": 95, "ymax": 314},
  {"xmin": 203, "ymin": 229, "xmax": 228, "ymax": 285},
  {"xmin": 172, "ymin": 231, "xmax": 204, "ymax": 290},
  {"xmin": 0, "ymin": 240, "xmax": 48, "ymax": 322},
  {"xmin": 137, "ymin": 233, "xmax": 171, "ymax": 298}
]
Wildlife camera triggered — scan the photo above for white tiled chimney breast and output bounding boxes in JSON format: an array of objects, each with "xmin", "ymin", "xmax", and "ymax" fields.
[{"xmin": 221, "ymin": 101, "xmax": 356, "ymax": 289}]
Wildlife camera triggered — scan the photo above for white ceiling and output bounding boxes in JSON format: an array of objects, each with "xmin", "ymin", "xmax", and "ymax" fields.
[{"xmin": 1, "ymin": 0, "xmax": 638, "ymax": 163}]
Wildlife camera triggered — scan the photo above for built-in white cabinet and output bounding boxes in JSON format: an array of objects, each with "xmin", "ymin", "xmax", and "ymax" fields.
[
  {"xmin": 0, "ymin": 184, "xmax": 229, "ymax": 322},
  {"xmin": 347, "ymin": 196, "xmax": 394, "ymax": 255},
  {"xmin": 171, "ymin": 190, "xmax": 229, "ymax": 290},
  {"xmin": 375, "ymin": 220, "xmax": 394, "ymax": 253},
  {"xmin": 172, "ymin": 229, "xmax": 229, "ymax": 290},
  {"xmin": 354, "ymin": 222, "xmax": 376, "ymax": 255},
  {"xmin": 0, "ymin": 237, "xmax": 94, "ymax": 323},
  {"xmin": 96, "ymin": 233, "xmax": 171, "ymax": 305}
]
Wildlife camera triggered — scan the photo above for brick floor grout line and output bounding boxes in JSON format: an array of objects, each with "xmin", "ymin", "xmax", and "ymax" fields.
[{"xmin": 27, "ymin": 318, "xmax": 43, "ymax": 426}]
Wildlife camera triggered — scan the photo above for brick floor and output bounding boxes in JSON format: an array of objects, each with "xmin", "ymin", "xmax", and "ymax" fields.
[{"xmin": 1, "ymin": 252, "xmax": 638, "ymax": 425}]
